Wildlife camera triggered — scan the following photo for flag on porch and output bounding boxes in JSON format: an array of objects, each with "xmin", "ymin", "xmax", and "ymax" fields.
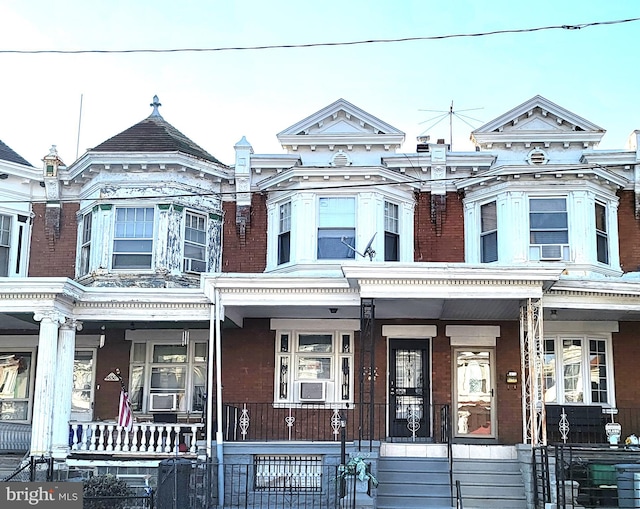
[{"xmin": 118, "ymin": 386, "xmax": 133, "ymax": 431}]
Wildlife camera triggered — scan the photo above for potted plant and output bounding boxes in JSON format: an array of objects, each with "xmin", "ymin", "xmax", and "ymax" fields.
[{"xmin": 338, "ymin": 456, "xmax": 378, "ymax": 489}]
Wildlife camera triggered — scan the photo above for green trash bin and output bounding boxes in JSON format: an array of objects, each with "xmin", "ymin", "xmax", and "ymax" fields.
[{"xmin": 615, "ymin": 463, "xmax": 640, "ymax": 508}]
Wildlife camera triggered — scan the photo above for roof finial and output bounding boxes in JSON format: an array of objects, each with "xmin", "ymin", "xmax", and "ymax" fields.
[{"xmin": 150, "ymin": 95, "xmax": 162, "ymax": 117}]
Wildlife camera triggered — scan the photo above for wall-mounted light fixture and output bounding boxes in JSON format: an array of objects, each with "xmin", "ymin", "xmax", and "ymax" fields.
[
  {"xmin": 99, "ymin": 325, "xmax": 106, "ymax": 348},
  {"xmin": 550, "ymin": 310, "xmax": 558, "ymax": 320},
  {"xmin": 329, "ymin": 308, "xmax": 338, "ymax": 314}
]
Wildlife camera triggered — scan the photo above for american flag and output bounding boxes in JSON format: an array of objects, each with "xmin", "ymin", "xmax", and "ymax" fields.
[{"xmin": 118, "ymin": 387, "xmax": 133, "ymax": 431}]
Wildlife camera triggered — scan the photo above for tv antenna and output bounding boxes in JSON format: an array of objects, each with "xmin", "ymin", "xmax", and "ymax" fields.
[
  {"xmin": 418, "ymin": 100, "xmax": 484, "ymax": 150},
  {"xmin": 341, "ymin": 232, "xmax": 376, "ymax": 261}
]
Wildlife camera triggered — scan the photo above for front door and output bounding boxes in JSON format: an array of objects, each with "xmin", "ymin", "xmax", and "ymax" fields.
[
  {"xmin": 454, "ymin": 349, "xmax": 495, "ymax": 438},
  {"xmin": 71, "ymin": 350, "xmax": 96, "ymax": 422},
  {"xmin": 388, "ymin": 339, "xmax": 430, "ymax": 439}
]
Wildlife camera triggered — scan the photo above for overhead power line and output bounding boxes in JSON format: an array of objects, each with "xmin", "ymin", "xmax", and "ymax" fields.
[{"xmin": 1, "ymin": 17, "xmax": 638, "ymax": 55}]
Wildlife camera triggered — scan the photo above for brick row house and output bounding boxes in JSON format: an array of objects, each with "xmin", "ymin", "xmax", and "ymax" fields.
[{"xmin": 1, "ymin": 95, "xmax": 640, "ymax": 507}]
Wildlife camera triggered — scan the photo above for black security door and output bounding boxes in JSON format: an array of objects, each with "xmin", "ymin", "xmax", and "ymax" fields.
[{"xmin": 389, "ymin": 339, "xmax": 430, "ymax": 439}]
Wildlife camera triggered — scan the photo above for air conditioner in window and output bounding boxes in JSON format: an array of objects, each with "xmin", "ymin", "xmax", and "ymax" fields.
[
  {"xmin": 298, "ymin": 382, "xmax": 326, "ymax": 402},
  {"xmin": 183, "ymin": 258, "xmax": 206, "ymax": 273},
  {"xmin": 149, "ymin": 393, "xmax": 179, "ymax": 411},
  {"xmin": 540, "ymin": 244, "xmax": 563, "ymax": 261}
]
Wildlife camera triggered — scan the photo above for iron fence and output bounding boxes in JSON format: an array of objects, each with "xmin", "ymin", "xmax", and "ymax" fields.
[
  {"xmin": 534, "ymin": 443, "xmax": 640, "ymax": 508},
  {"xmin": 2, "ymin": 455, "xmax": 53, "ymax": 482}
]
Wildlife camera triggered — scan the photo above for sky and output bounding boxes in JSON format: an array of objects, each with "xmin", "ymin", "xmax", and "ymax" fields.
[{"xmin": 0, "ymin": 0, "xmax": 639, "ymax": 168}]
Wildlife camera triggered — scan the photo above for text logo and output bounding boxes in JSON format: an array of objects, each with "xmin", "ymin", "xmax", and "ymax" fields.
[{"xmin": 0, "ymin": 483, "xmax": 82, "ymax": 508}]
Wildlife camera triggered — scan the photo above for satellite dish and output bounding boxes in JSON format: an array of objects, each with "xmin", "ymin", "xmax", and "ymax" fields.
[{"xmin": 341, "ymin": 232, "xmax": 377, "ymax": 261}]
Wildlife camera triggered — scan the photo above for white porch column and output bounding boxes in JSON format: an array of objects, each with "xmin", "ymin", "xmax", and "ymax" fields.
[
  {"xmin": 30, "ymin": 311, "xmax": 64, "ymax": 456},
  {"xmin": 51, "ymin": 318, "xmax": 81, "ymax": 459}
]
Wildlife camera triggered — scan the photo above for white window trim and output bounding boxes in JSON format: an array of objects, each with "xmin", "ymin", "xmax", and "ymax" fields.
[
  {"xmin": 0, "ymin": 211, "xmax": 30, "ymax": 277},
  {"xmin": 272, "ymin": 320, "xmax": 358, "ymax": 406},
  {"xmin": 183, "ymin": 209, "xmax": 208, "ymax": 273},
  {"xmin": 127, "ymin": 330, "xmax": 209, "ymax": 414},
  {"xmin": 543, "ymin": 332, "xmax": 615, "ymax": 408},
  {"xmin": 112, "ymin": 206, "xmax": 156, "ymax": 271},
  {"xmin": 0, "ymin": 347, "xmax": 36, "ymax": 422}
]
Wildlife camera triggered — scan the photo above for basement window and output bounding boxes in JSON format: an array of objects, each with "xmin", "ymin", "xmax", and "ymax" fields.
[{"xmin": 254, "ymin": 455, "xmax": 322, "ymax": 492}]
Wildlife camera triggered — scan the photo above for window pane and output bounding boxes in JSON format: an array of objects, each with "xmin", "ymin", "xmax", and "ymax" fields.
[
  {"xmin": 543, "ymin": 340, "xmax": 557, "ymax": 403},
  {"xmin": 278, "ymin": 231, "xmax": 290, "ymax": 265},
  {"xmin": 384, "ymin": 202, "xmax": 399, "ymax": 234},
  {"xmin": 481, "ymin": 202, "xmax": 497, "ymax": 232},
  {"xmin": 132, "ymin": 343, "xmax": 146, "ymax": 363},
  {"xmin": 151, "ymin": 366, "xmax": 186, "ymax": 390},
  {"xmin": 385, "ymin": 232, "xmax": 399, "ymax": 262},
  {"xmin": 298, "ymin": 335, "xmax": 332, "ymax": 353},
  {"xmin": 317, "ymin": 229, "xmax": 355, "ymax": 259},
  {"xmin": 194, "ymin": 343, "xmax": 207, "ymax": 362},
  {"xmin": 280, "ymin": 202, "xmax": 291, "ymax": 233},
  {"xmin": 530, "ymin": 198, "xmax": 566, "ymax": 212},
  {"xmin": 153, "ymin": 345, "xmax": 188, "ymax": 363},
  {"xmin": 0, "ymin": 353, "xmax": 31, "ymax": 399},
  {"xmin": 590, "ymin": 339, "xmax": 608, "ymax": 403},
  {"xmin": 318, "ymin": 197, "xmax": 355, "ymax": 227},
  {"xmin": 481, "ymin": 232, "xmax": 498, "ymax": 263},
  {"xmin": 297, "ymin": 357, "xmax": 331, "ymax": 380},
  {"xmin": 530, "ymin": 231, "xmax": 569, "ymax": 244},
  {"xmin": 192, "ymin": 366, "xmax": 206, "ymax": 411},
  {"xmin": 562, "ymin": 339, "xmax": 583, "ymax": 403},
  {"xmin": 130, "ymin": 365, "xmax": 145, "ymax": 411}
]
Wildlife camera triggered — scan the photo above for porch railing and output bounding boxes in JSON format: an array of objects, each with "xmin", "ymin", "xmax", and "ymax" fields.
[
  {"xmin": 70, "ymin": 402, "xmax": 450, "ymax": 453},
  {"xmin": 69, "ymin": 421, "xmax": 203, "ymax": 455}
]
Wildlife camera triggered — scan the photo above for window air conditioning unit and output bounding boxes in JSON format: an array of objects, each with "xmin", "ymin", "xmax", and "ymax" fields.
[
  {"xmin": 540, "ymin": 244, "xmax": 563, "ymax": 261},
  {"xmin": 298, "ymin": 382, "xmax": 326, "ymax": 402},
  {"xmin": 149, "ymin": 393, "xmax": 179, "ymax": 411}
]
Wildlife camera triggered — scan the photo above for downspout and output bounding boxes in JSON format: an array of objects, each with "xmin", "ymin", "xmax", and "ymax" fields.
[{"xmin": 215, "ymin": 289, "xmax": 225, "ymax": 505}]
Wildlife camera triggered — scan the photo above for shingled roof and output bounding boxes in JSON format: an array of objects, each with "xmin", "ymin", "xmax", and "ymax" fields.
[
  {"xmin": 91, "ymin": 96, "xmax": 224, "ymax": 165},
  {"xmin": 0, "ymin": 140, "xmax": 32, "ymax": 167}
]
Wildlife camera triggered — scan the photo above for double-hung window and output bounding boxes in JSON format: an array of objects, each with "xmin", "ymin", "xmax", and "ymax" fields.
[
  {"xmin": 275, "ymin": 329, "xmax": 353, "ymax": 404},
  {"xmin": 543, "ymin": 335, "xmax": 612, "ymax": 405},
  {"xmin": 184, "ymin": 211, "xmax": 207, "ymax": 273},
  {"xmin": 480, "ymin": 201, "xmax": 498, "ymax": 263},
  {"xmin": 278, "ymin": 202, "xmax": 291, "ymax": 265},
  {"xmin": 529, "ymin": 198, "xmax": 569, "ymax": 261},
  {"xmin": 80, "ymin": 212, "xmax": 92, "ymax": 276},
  {"xmin": 0, "ymin": 215, "xmax": 11, "ymax": 276},
  {"xmin": 384, "ymin": 201, "xmax": 399, "ymax": 261},
  {"xmin": 595, "ymin": 202, "xmax": 609, "ymax": 265},
  {"xmin": 113, "ymin": 207, "xmax": 155, "ymax": 269},
  {"xmin": 129, "ymin": 341, "xmax": 207, "ymax": 413},
  {"xmin": 317, "ymin": 197, "xmax": 355, "ymax": 260}
]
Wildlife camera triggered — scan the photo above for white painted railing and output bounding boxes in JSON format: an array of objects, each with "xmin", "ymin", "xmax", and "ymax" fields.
[{"xmin": 69, "ymin": 421, "xmax": 203, "ymax": 455}]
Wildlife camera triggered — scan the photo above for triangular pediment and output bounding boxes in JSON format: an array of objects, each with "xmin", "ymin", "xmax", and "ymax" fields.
[
  {"xmin": 277, "ymin": 99, "xmax": 405, "ymax": 149},
  {"xmin": 472, "ymin": 95, "xmax": 605, "ymax": 147}
]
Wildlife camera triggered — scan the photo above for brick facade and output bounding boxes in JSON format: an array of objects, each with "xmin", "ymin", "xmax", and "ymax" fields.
[
  {"xmin": 29, "ymin": 202, "xmax": 78, "ymax": 277},
  {"xmin": 414, "ymin": 192, "xmax": 465, "ymax": 262},
  {"xmin": 221, "ymin": 195, "xmax": 268, "ymax": 273},
  {"xmin": 617, "ymin": 190, "xmax": 640, "ymax": 273}
]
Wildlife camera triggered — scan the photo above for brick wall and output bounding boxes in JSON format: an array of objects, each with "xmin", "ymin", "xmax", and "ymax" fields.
[
  {"xmin": 222, "ymin": 195, "xmax": 267, "ymax": 273},
  {"xmin": 414, "ymin": 192, "xmax": 465, "ymax": 262},
  {"xmin": 29, "ymin": 202, "xmax": 78, "ymax": 277},
  {"xmin": 612, "ymin": 322, "xmax": 640, "ymax": 408},
  {"xmin": 617, "ymin": 190, "xmax": 640, "ymax": 273}
]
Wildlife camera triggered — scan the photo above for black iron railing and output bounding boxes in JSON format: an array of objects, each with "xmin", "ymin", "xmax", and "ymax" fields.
[{"xmin": 218, "ymin": 402, "xmax": 451, "ymax": 443}]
